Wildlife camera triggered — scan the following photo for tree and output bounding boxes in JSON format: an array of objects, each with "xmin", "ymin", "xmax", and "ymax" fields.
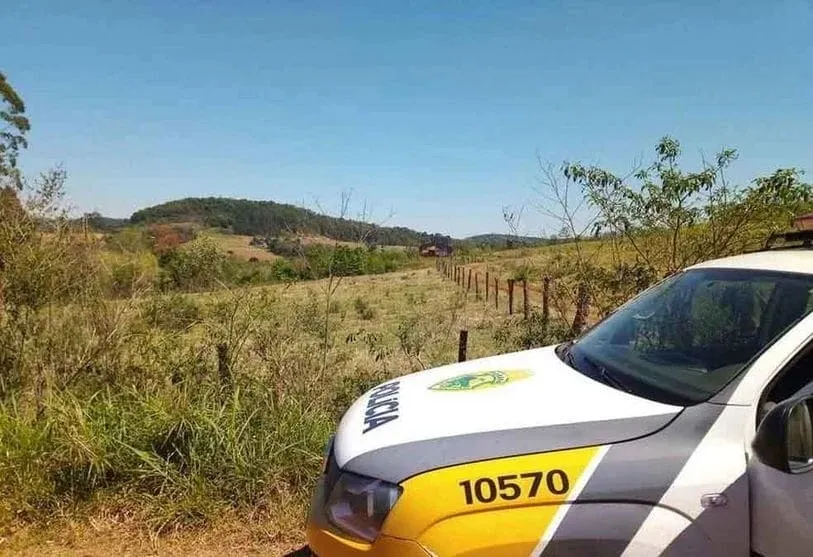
[
  {"xmin": 531, "ymin": 136, "xmax": 811, "ymax": 328},
  {"xmin": 565, "ymin": 136, "xmax": 812, "ymax": 273},
  {"xmin": 0, "ymin": 71, "xmax": 31, "ymax": 189}
]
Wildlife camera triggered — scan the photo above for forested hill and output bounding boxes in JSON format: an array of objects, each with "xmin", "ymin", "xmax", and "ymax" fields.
[
  {"xmin": 463, "ymin": 233, "xmax": 550, "ymax": 248},
  {"xmin": 130, "ymin": 197, "xmax": 451, "ymax": 246}
]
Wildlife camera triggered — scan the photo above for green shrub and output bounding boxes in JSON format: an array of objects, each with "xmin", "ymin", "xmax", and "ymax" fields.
[
  {"xmin": 104, "ymin": 251, "xmax": 159, "ymax": 297},
  {"xmin": 493, "ymin": 311, "xmax": 572, "ymax": 352},
  {"xmin": 329, "ymin": 368, "xmax": 390, "ymax": 421},
  {"xmin": 158, "ymin": 238, "xmax": 226, "ymax": 292}
]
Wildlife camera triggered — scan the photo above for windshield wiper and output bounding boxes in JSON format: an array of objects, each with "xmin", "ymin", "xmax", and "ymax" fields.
[
  {"xmin": 597, "ymin": 366, "xmax": 635, "ymax": 394},
  {"xmin": 580, "ymin": 353, "xmax": 635, "ymax": 394},
  {"xmin": 558, "ymin": 342, "xmax": 635, "ymax": 394}
]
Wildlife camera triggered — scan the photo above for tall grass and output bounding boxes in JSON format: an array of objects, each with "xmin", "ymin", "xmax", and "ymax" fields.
[
  {"xmin": 1, "ymin": 182, "xmax": 479, "ymax": 540},
  {"xmin": 1, "ymin": 379, "xmax": 333, "ymax": 533},
  {"xmin": 1, "ymin": 181, "xmax": 388, "ymax": 536}
]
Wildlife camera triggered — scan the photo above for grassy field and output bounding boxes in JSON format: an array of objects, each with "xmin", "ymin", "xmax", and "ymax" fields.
[
  {"xmin": 202, "ymin": 231, "xmax": 280, "ymax": 262},
  {"xmin": 9, "ymin": 203, "xmax": 728, "ymax": 557},
  {"xmin": 1, "ymin": 222, "xmax": 794, "ymax": 555},
  {"xmin": 1, "ymin": 261, "xmax": 539, "ymax": 556}
]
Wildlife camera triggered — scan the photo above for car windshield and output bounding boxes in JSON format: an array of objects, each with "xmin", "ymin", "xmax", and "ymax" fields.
[{"xmin": 561, "ymin": 268, "xmax": 813, "ymax": 406}]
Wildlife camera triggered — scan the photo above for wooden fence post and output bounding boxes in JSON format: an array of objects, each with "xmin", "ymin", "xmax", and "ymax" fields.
[
  {"xmin": 494, "ymin": 278, "xmax": 499, "ymax": 309},
  {"xmin": 475, "ymin": 273, "xmax": 480, "ymax": 300},
  {"xmin": 458, "ymin": 330, "xmax": 469, "ymax": 362},
  {"xmin": 467, "ymin": 269, "xmax": 472, "ymax": 292},
  {"xmin": 523, "ymin": 279, "xmax": 529, "ymax": 319},
  {"xmin": 508, "ymin": 279, "xmax": 515, "ymax": 315},
  {"xmin": 571, "ymin": 283, "xmax": 591, "ymax": 335},
  {"xmin": 485, "ymin": 271, "xmax": 490, "ymax": 301},
  {"xmin": 542, "ymin": 276, "xmax": 551, "ymax": 323}
]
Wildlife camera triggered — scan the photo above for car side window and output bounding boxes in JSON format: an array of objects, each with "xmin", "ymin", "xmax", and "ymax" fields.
[{"xmin": 760, "ymin": 342, "xmax": 813, "ymax": 425}]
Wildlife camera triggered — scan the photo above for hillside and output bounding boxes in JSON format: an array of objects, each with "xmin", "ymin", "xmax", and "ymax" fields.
[
  {"xmin": 131, "ymin": 197, "xmax": 451, "ymax": 247},
  {"xmin": 462, "ymin": 233, "xmax": 556, "ymax": 248}
]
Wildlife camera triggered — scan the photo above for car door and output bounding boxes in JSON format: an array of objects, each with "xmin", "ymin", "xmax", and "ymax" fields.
[{"xmin": 750, "ymin": 380, "xmax": 813, "ymax": 557}]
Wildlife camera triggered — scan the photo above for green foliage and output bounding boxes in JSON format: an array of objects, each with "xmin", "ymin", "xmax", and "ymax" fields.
[
  {"xmin": 0, "ymin": 71, "xmax": 30, "ymax": 189},
  {"xmin": 105, "ymin": 226, "xmax": 152, "ymax": 253},
  {"xmin": 460, "ymin": 234, "xmax": 559, "ymax": 249},
  {"xmin": 158, "ymin": 237, "xmax": 227, "ymax": 292},
  {"xmin": 493, "ymin": 311, "xmax": 571, "ymax": 352},
  {"xmin": 131, "ymin": 197, "xmax": 451, "ymax": 247},
  {"xmin": 0, "ymin": 169, "xmax": 101, "ymax": 318},
  {"xmin": 263, "ymin": 235, "xmax": 303, "ymax": 257},
  {"xmin": 303, "ymin": 245, "xmax": 366, "ymax": 278},
  {"xmin": 509, "ymin": 263, "xmax": 536, "ymax": 281},
  {"xmin": 298, "ymin": 245, "xmax": 417, "ymax": 280},
  {"xmin": 0, "ymin": 382, "xmax": 334, "ymax": 530},
  {"xmin": 329, "ymin": 368, "xmax": 390, "ymax": 420},
  {"xmin": 104, "ymin": 251, "xmax": 159, "ymax": 297},
  {"xmin": 142, "ymin": 293, "xmax": 202, "ymax": 332},
  {"xmin": 80, "ymin": 212, "xmax": 128, "ymax": 232},
  {"xmin": 565, "ymin": 136, "xmax": 813, "ymax": 272}
]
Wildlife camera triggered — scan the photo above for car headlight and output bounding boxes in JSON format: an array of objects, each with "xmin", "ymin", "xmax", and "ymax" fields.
[{"xmin": 325, "ymin": 471, "xmax": 403, "ymax": 542}]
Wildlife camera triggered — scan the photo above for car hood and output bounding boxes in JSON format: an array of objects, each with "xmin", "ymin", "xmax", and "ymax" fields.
[{"xmin": 333, "ymin": 346, "xmax": 684, "ymax": 483}]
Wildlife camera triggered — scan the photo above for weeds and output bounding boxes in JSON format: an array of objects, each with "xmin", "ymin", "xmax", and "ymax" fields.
[{"xmin": 353, "ymin": 296, "xmax": 376, "ymax": 320}]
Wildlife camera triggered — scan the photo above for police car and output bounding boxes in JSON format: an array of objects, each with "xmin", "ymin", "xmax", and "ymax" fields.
[{"xmin": 306, "ymin": 230, "xmax": 813, "ymax": 556}]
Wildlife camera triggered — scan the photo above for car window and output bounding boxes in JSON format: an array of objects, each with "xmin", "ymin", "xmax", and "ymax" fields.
[{"xmin": 563, "ymin": 268, "xmax": 813, "ymax": 405}]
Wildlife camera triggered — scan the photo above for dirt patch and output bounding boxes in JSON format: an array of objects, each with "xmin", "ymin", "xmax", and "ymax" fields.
[{"xmin": 1, "ymin": 516, "xmax": 308, "ymax": 557}]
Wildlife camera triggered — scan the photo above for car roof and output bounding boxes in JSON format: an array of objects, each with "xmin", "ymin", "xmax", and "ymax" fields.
[{"xmin": 688, "ymin": 250, "xmax": 813, "ymax": 276}]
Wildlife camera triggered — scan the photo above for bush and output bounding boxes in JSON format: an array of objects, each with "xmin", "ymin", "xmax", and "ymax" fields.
[
  {"xmin": 142, "ymin": 293, "xmax": 202, "ymax": 332},
  {"xmin": 158, "ymin": 238, "xmax": 227, "ymax": 291},
  {"xmin": 493, "ymin": 311, "xmax": 572, "ymax": 352},
  {"xmin": 329, "ymin": 368, "xmax": 390, "ymax": 421},
  {"xmin": 104, "ymin": 251, "xmax": 159, "ymax": 297},
  {"xmin": 353, "ymin": 297, "xmax": 376, "ymax": 320}
]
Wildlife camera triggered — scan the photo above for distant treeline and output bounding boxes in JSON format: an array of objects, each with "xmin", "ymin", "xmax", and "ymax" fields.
[
  {"xmin": 130, "ymin": 197, "xmax": 451, "ymax": 247},
  {"xmin": 458, "ymin": 234, "xmax": 568, "ymax": 249}
]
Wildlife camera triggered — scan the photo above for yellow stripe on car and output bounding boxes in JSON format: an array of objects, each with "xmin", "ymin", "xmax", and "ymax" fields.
[{"xmin": 380, "ymin": 445, "xmax": 602, "ymax": 556}]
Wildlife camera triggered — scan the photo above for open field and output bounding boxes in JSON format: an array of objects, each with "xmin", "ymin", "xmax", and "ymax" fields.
[
  {"xmin": 1, "ymin": 262, "xmax": 535, "ymax": 555},
  {"xmin": 4, "ymin": 201, "xmax": 808, "ymax": 555},
  {"xmin": 202, "ymin": 232, "xmax": 280, "ymax": 262}
]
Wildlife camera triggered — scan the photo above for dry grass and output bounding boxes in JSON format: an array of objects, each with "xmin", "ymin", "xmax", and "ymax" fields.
[
  {"xmin": 297, "ymin": 234, "xmax": 360, "ymax": 248},
  {"xmin": 1, "ymin": 513, "xmax": 306, "ymax": 556},
  {"xmin": 2, "ymin": 266, "xmax": 528, "ymax": 555},
  {"xmin": 462, "ymin": 239, "xmax": 633, "ymax": 280},
  {"xmin": 202, "ymin": 232, "xmax": 280, "ymax": 262}
]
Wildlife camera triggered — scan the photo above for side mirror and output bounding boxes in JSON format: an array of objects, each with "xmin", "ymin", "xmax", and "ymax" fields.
[{"xmin": 753, "ymin": 395, "xmax": 813, "ymax": 474}]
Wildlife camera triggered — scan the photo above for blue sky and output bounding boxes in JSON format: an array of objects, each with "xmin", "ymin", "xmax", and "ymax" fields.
[{"xmin": 3, "ymin": 0, "xmax": 811, "ymax": 237}]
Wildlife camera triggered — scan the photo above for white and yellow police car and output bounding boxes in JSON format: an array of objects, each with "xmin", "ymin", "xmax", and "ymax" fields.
[{"xmin": 307, "ymin": 232, "xmax": 813, "ymax": 556}]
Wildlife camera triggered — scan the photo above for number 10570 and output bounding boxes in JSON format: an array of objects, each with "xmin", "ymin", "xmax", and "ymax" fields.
[{"xmin": 459, "ymin": 471, "xmax": 570, "ymax": 505}]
